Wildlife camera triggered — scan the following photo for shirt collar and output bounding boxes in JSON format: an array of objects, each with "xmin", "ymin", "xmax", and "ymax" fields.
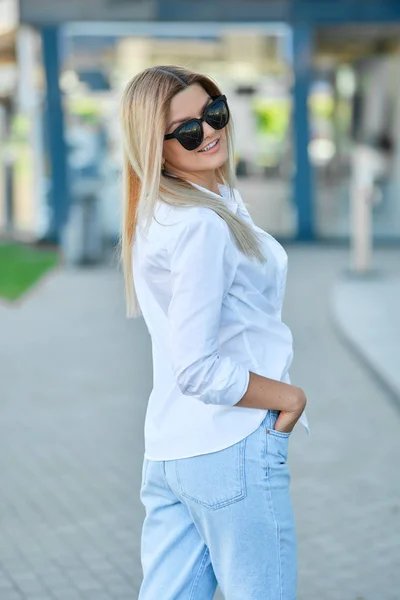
[
  {"xmin": 186, "ymin": 181, "xmax": 240, "ymax": 214},
  {"xmin": 163, "ymin": 172, "xmax": 240, "ymax": 214}
]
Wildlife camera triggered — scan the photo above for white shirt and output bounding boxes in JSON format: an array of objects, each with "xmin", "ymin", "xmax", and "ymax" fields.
[{"xmin": 133, "ymin": 183, "xmax": 309, "ymax": 461}]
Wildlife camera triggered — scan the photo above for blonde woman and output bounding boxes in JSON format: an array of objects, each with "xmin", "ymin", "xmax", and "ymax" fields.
[{"xmin": 120, "ymin": 65, "xmax": 309, "ymax": 600}]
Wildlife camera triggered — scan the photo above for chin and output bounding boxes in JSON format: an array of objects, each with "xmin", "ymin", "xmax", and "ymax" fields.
[
  {"xmin": 202, "ymin": 149, "xmax": 229, "ymax": 170},
  {"xmin": 209, "ymin": 155, "xmax": 228, "ymax": 169}
]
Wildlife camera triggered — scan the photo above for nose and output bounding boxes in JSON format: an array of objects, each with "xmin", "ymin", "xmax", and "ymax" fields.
[{"xmin": 202, "ymin": 120, "xmax": 215, "ymax": 139}]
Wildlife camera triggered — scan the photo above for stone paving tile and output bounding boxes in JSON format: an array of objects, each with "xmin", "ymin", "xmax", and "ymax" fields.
[
  {"xmin": 333, "ymin": 273, "xmax": 400, "ymax": 399},
  {"xmin": 0, "ymin": 248, "xmax": 399, "ymax": 600}
]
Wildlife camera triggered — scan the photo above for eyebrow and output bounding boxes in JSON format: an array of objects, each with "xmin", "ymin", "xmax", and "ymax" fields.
[{"xmin": 168, "ymin": 96, "xmax": 212, "ymax": 130}]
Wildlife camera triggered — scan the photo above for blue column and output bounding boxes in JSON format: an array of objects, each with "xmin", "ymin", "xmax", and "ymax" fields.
[
  {"xmin": 41, "ymin": 25, "xmax": 69, "ymax": 243},
  {"xmin": 292, "ymin": 23, "xmax": 314, "ymax": 240}
]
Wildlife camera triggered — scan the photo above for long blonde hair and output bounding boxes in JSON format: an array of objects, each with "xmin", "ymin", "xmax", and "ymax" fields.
[{"xmin": 120, "ymin": 65, "xmax": 265, "ymax": 317}]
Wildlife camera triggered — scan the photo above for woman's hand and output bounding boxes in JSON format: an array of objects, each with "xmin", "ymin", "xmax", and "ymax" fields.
[{"xmin": 273, "ymin": 387, "xmax": 307, "ymax": 433}]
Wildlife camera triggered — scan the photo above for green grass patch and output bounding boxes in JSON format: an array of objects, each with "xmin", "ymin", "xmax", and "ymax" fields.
[{"xmin": 0, "ymin": 242, "xmax": 59, "ymax": 301}]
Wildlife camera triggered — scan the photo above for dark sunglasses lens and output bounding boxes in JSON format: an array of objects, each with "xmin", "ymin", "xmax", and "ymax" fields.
[
  {"xmin": 205, "ymin": 99, "xmax": 229, "ymax": 130},
  {"xmin": 175, "ymin": 120, "xmax": 203, "ymax": 150}
]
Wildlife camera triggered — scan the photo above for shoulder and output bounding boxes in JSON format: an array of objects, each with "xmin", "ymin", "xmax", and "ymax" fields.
[
  {"xmin": 134, "ymin": 201, "xmax": 234, "ymax": 267},
  {"xmin": 134, "ymin": 201, "xmax": 237, "ymax": 277}
]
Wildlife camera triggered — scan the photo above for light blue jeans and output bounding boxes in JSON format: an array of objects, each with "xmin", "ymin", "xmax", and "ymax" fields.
[{"xmin": 139, "ymin": 410, "xmax": 297, "ymax": 600}]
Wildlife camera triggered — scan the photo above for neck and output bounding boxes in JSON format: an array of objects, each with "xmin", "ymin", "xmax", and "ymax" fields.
[{"xmin": 165, "ymin": 168, "xmax": 220, "ymax": 195}]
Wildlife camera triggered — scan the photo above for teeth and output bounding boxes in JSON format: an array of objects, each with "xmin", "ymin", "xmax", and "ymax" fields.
[{"xmin": 200, "ymin": 140, "xmax": 218, "ymax": 152}]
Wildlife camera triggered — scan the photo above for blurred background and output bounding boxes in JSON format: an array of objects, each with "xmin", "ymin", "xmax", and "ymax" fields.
[{"xmin": 0, "ymin": 1, "xmax": 399, "ymax": 599}]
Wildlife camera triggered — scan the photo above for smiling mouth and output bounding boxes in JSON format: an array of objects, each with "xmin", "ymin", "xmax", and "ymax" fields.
[{"xmin": 198, "ymin": 139, "xmax": 220, "ymax": 153}]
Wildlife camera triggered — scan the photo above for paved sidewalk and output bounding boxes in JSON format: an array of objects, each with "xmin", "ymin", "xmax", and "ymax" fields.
[
  {"xmin": 0, "ymin": 247, "xmax": 399, "ymax": 600},
  {"xmin": 333, "ymin": 254, "xmax": 400, "ymax": 404}
]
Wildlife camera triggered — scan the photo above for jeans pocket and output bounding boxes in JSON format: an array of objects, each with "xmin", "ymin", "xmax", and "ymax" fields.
[
  {"xmin": 266, "ymin": 428, "xmax": 290, "ymax": 463},
  {"xmin": 267, "ymin": 428, "xmax": 291, "ymax": 439},
  {"xmin": 175, "ymin": 439, "xmax": 247, "ymax": 510}
]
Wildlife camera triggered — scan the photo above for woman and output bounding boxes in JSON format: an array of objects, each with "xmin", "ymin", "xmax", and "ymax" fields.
[{"xmin": 120, "ymin": 65, "xmax": 309, "ymax": 600}]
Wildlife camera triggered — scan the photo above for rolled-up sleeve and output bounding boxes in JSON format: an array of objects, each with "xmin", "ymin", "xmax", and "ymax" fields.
[{"xmin": 168, "ymin": 213, "xmax": 250, "ymax": 406}]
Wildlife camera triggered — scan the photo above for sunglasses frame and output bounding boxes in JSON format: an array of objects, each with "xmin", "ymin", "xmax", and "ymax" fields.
[{"xmin": 164, "ymin": 95, "xmax": 230, "ymax": 150}]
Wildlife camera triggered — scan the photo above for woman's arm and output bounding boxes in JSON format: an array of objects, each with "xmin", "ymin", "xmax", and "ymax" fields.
[
  {"xmin": 168, "ymin": 212, "xmax": 249, "ymax": 407},
  {"xmin": 236, "ymin": 371, "xmax": 307, "ymax": 432}
]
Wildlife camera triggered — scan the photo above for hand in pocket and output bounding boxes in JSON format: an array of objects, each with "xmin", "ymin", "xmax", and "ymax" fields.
[{"xmin": 274, "ymin": 389, "xmax": 307, "ymax": 433}]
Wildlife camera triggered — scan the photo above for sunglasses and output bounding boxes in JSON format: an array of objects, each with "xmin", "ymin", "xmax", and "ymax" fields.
[{"xmin": 164, "ymin": 95, "xmax": 230, "ymax": 151}]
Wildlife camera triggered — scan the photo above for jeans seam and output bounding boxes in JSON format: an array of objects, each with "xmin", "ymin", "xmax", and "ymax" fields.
[
  {"xmin": 265, "ymin": 439, "xmax": 284, "ymax": 600},
  {"xmin": 180, "ymin": 489, "xmax": 246, "ymax": 510},
  {"xmin": 141, "ymin": 458, "xmax": 149, "ymax": 490},
  {"xmin": 268, "ymin": 429, "xmax": 291, "ymax": 439},
  {"xmin": 161, "ymin": 460, "xmax": 170, "ymax": 489},
  {"xmin": 189, "ymin": 547, "xmax": 210, "ymax": 600}
]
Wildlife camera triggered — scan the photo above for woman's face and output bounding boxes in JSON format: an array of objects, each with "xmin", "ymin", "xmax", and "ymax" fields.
[{"xmin": 162, "ymin": 83, "xmax": 229, "ymax": 178}]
